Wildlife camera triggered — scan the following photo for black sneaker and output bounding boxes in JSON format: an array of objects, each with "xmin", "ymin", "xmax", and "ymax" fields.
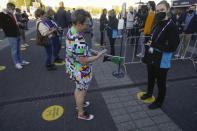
[
  {"xmin": 148, "ymin": 102, "xmax": 161, "ymax": 110},
  {"xmin": 46, "ymin": 64, "xmax": 57, "ymax": 71},
  {"xmin": 78, "ymin": 111, "xmax": 94, "ymax": 120},
  {"xmin": 54, "ymin": 57, "xmax": 63, "ymax": 63},
  {"xmin": 141, "ymin": 93, "xmax": 152, "ymax": 100}
]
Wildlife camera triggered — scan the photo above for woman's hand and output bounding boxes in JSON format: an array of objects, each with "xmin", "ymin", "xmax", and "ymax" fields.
[
  {"xmin": 145, "ymin": 40, "xmax": 152, "ymax": 46},
  {"xmin": 78, "ymin": 52, "xmax": 105, "ymax": 66}
]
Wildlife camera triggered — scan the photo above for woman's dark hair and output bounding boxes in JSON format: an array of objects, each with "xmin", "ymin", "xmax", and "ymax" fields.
[
  {"xmin": 148, "ymin": 1, "xmax": 156, "ymax": 11},
  {"xmin": 15, "ymin": 8, "xmax": 21, "ymax": 13},
  {"xmin": 102, "ymin": 9, "xmax": 107, "ymax": 14},
  {"xmin": 141, "ymin": 5, "xmax": 148, "ymax": 14},
  {"xmin": 7, "ymin": 2, "xmax": 15, "ymax": 8},
  {"xmin": 71, "ymin": 9, "xmax": 90, "ymax": 25},
  {"xmin": 35, "ymin": 8, "xmax": 45, "ymax": 19}
]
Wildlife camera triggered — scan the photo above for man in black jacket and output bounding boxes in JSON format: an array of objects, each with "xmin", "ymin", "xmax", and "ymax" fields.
[
  {"xmin": 100, "ymin": 9, "xmax": 108, "ymax": 46},
  {"xmin": 0, "ymin": 3, "xmax": 30, "ymax": 69},
  {"xmin": 54, "ymin": 2, "xmax": 68, "ymax": 62},
  {"xmin": 176, "ymin": 5, "xmax": 197, "ymax": 58}
]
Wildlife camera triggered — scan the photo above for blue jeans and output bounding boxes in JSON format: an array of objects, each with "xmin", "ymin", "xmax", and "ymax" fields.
[
  {"xmin": 138, "ymin": 31, "xmax": 145, "ymax": 56},
  {"xmin": 52, "ymin": 37, "xmax": 61, "ymax": 58},
  {"xmin": 44, "ymin": 40, "xmax": 53, "ymax": 65},
  {"xmin": 8, "ymin": 36, "xmax": 23, "ymax": 64},
  {"xmin": 59, "ymin": 27, "xmax": 68, "ymax": 48}
]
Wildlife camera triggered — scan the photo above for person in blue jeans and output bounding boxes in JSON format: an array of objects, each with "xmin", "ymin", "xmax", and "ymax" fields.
[
  {"xmin": 35, "ymin": 8, "xmax": 57, "ymax": 71},
  {"xmin": 45, "ymin": 7, "xmax": 63, "ymax": 63},
  {"xmin": 0, "ymin": 3, "xmax": 30, "ymax": 69}
]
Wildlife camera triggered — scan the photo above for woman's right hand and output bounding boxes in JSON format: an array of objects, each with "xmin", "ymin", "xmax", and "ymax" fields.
[{"xmin": 97, "ymin": 52, "xmax": 105, "ymax": 58}]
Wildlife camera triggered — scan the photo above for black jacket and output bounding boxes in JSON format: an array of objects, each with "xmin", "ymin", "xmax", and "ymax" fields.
[
  {"xmin": 143, "ymin": 19, "xmax": 180, "ymax": 68},
  {"xmin": 100, "ymin": 14, "xmax": 108, "ymax": 31},
  {"xmin": 178, "ymin": 11, "xmax": 197, "ymax": 34},
  {"xmin": 107, "ymin": 16, "xmax": 118, "ymax": 38},
  {"xmin": 55, "ymin": 8, "xmax": 68, "ymax": 28},
  {"xmin": 0, "ymin": 12, "xmax": 20, "ymax": 37}
]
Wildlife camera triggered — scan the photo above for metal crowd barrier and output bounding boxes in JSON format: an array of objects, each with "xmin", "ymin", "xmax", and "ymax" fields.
[
  {"xmin": 101, "ymin": 27, "xmax": 197, "ymax": 75},
  {"xmin": 122, "ymin": 33, "xmax": 197, "ymax": 74}
]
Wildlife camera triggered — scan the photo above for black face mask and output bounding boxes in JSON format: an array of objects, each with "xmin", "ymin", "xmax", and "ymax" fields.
[
  {"xmin": 188, "ymin": 10, "xmax": 194, "ymax": 14},
  {"xmin": 155, "ymin": 12, "xmax": 166, "ymax": 21}
]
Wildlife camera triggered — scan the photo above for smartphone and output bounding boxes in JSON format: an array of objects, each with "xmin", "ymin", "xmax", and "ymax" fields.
[{"xmin": 98, "ymin": 49, "xmax": 107, "ymax": 54}]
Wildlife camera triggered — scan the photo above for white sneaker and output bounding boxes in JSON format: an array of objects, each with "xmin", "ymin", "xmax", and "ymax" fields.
[
  {"xmin": 24, "ymin": 43, "xmax": 30, "ymax": 47},
  {"xmin": 15, "ymin": 63, "xmax": 23, "ymax": 69},
  {"xmin": 21, "ymin": 44, "xmax": 26, "ymax": 48},
  {"xmin": 180, "ymin": 56, "xmax": 184, "ymax": 59},
  {"xmin": 137, "ymin": 53, "xmax": 143, "ymax": 57},
  {"xmin": 21, "ymin": 60, "xmax": 30, "ymax": 66},
  {"xmin": 174, "ymin": 54, "xmax": 180, "ymax": 58}
]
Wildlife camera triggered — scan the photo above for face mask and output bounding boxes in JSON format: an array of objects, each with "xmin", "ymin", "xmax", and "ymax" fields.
[
  {"xmin": 188, "ymin": 10, "xmax": 194, "ymax": 14},
  {"xmin": 155, "ymin": 12, "xmax": 166, "ymax": 21},
  {"xmin": 9, "ymin": 10, "xmax": 14, "ymax": 14}
]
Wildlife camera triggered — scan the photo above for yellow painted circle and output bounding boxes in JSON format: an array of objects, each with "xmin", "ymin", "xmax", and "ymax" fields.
[
  {"xmin": 95, "ymin": 43, "xmax": 100, "ymax": 47},
  {"xmin": 61, "ymin": 45, "xmax": 65, "ymax": 49},
  {"xmin": 137, "ymin": 92, "xmax": 155, "ymax": 103},
  {"xmin": 21, "ymin": 47, "xmax": 26, "ymax": 51},
  {"xmin": 55, "ymin": 61, "xmax": 65, "ymax": 66},
  {"xmin": 30, "ymin": 38, "xmax": 36, "ymax": 41},
  {"xmin": 0, "ymin": 66, "xmax": 6, "ymax": 71},
  {"xmin": 42, "ymin": 105, "xmax": 64, "ymax": 121}
]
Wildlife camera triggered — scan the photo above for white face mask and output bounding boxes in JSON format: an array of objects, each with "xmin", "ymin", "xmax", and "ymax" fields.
[{"xmin": 9, "ymin": 9, "xmax": 14, "ymax": 14}]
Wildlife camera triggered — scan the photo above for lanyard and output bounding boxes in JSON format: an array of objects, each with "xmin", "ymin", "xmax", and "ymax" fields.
[{"xmin": 151, "ymin": 19, "xmax": 172, "ymax": 42}]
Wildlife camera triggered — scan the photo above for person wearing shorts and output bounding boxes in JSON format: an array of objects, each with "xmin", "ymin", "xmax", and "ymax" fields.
[{"xmin": 65, "ymin": 9, "xmax": 104, "ymax": 120}]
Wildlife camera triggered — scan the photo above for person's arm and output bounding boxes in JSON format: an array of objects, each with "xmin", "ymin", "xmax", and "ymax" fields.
[
  {"xmin": 38, "ymin": 22, "xmax": 56, "ymax": 36},
  {"xmin": 151, "ymin": 25, "xmax": 180, "ymax": 52},
  {"xmin": 78, "ymin": 53, "xmax": 103, "ymax": 65}
]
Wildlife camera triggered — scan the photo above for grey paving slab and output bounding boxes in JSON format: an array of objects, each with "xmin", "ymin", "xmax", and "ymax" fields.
[
  {"xmin": 130, "ymin": 111, "xmax": 149, "ymax": 120},
  {"xmin": 119, "ymin": 95, "xmax": 134, "ymax": 102},
  {"xmin": 122, "ymin": 100, "xmax": 139, "ymax": 107},
  {"xmin": 113, "ymin": 114, "xmax": 132, "ymax": 124},
  {"xmin": 139, "ymin": 126, "xmax": 160, "ymax": 131},
  {"xmin": 117, "ymin": 121, "xmax": 137, "ymax": 131},
  {"xmin": 107, "ymin": 103, "xmax": 124, "ymax": 110},
  {"xmin": 110, "ymin": 108, "xmax": 127, "ymax": 117},
  {"xmin": 158, "ymin": 122, "xmax": 182, "ymax": 131},
  {"xmin": 126, "ymin": 105, "xmax": 144, "ymax": 113},
  {"xmin": 104, "ymin": 97, "xmax": 121, "ymax": 104},
  {"xmin": 145, "ymin": 108, "xmax": 164, "ymax": 117},
  {"xmin": 134, "ymin": 118, "xmax": 155, "ymax": 128},
  {"xmin": 151, "ymin": 114, "xmax": 172, "ymax": 124}
]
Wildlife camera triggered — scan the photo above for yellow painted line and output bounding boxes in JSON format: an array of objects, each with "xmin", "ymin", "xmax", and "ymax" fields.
[
  {"xmin": 0, "ymin": 66, "xmax": 6, "ymax": 71},
  {"xmin": 42, "ymin": 105, "xmax": 64, "ymax": 121},
  {"xmin": 137, "ymin": 92, "xmax": 155, "ymax": 103},
  {"xmin": 55, "ymin": 61, "xmax": 65, "ymax": 66},
  {"xmin": 61, "ymin": 45, "xmax": 65, "ymax": 49},
  {"xmin": 0, "ymin": 40, "xmax": 2, "ymax": 42},
  {"xmin": 30, "ymin": 38, "xmax": 36, "ymax": 41},
  {"xmin": 21, "ymin": 47, "xmax": 26, "ymax": 51}
]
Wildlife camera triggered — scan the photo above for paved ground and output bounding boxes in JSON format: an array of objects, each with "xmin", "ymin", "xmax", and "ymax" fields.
[{"xmin": 0, "ymin": 20, "xmax": 197, "ymax": 131}]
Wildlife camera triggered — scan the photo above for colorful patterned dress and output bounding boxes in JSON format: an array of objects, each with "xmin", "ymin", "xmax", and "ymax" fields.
[{"xmin": 65, "ymin": 26, "xmax": 92, "ymax": 90}]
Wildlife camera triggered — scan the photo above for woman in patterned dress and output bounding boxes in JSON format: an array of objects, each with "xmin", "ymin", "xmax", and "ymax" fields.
[{"xmin": 65, "ymin": 9, "xmax": 104, "ymax": 120}]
